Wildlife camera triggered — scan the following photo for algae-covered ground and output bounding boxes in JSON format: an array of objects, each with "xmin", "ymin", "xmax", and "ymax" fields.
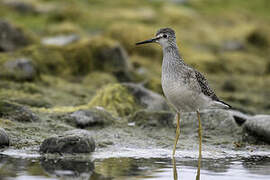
[{"xmin": 0, "ymin": 0, "xmax": 270, "ymax": 152}]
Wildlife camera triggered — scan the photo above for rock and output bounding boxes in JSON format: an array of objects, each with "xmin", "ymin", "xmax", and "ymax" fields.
[
  {"xmin": 243, "ymin": 115, "xmax": 270, "ymax": 144},
  {"xmin": 0, "ymin": 20, "xmax": 30, "ymax": 52},
  {"xmin": 96, "ymin": 43, "xmax": 132, "ymax": 82},
  {"xmin": 178, "ymin": 109, "xmax": 243, "ymax": 141},
  {"xmin": 171, "ymin": 0, "xmax": 188, "ymax": 4},
  {"xmin": 247, "ymin": 29, "xmax": 269, "ymax": 48},
  {"xmin": 123, "ymin": 83, "xmax": 170, "ymax": 111},
  {"xmin": 40, "ymin": 129, "xmax": 95, "ymax": 153},
  {"xmin": 3, "ymin": 0, "xmax": 37, "ymax": 14},
  {"xmin": 0, "ymin": 100, "xmax": 39, "ymax": 122},
  {"xmin": 222, "ymin": 40, "xmax": 245, "ymax": 51},
  {"xmin": 41, "ymin": 34, "xmax": 79, "ymax": 46},
  {"xmin": 128, "ymin": 110, "xmax": 174, "ymax": 127},
  {"xmin": 3, "ymin": 58, "xmax": 37, "ymax": 81},
  {"xmin": 41, "ymin": 158, "xmax": 94, "ymax": 178},
  {"xmin": 62, "ymin": 37, "xmax": 133, "ymax": 80},
  {"xmin": 0, "ymin": 128, "xmax": 9, "ymax": 147},
  {"xmin": 68, "ymin": 107, "xmax": 116, "ymax": 128}
]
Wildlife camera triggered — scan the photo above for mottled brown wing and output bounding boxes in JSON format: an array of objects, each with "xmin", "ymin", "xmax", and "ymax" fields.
[{"xmin": 194, "ymin": 70, "xmax": 219, "ymax": 101}]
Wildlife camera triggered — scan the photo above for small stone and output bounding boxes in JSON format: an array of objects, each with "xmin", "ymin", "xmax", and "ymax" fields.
[
  {"xmin": 3, "ymin": 58, "xmax": 37, "ymax": 81},
  {"xmin": 244, "ymin": 115, "xmax": 270, "ymax": 144},
  {"xmin": 123, "ymin": 83, "xmax": 170, "ymax": 111},
  {"xmin": 69, "ymin": 107, "xmax": 116, "ymax": 128},
  {"xmin": 0, "ymin": 100, "xmax": 39, "ymax": 122},
  {"xmin": 222, "ymin": 40, "xmax": 245, "ymax": 51},
  {"xmin": 0, "ymin": 128, "xmax": 9, "ymax": 147},
  {"xmin": 41, "ymin": 34, "xmax": 79, "ymax": 46},
  {"xmin": 40, "ymin": 129, "xmax": 95, "ymax": 153},
  {"xmin": 129, "ymin": 110, "xmax": 174, "ymax": 127},
  {"xmin": 0, "ymin": 20, "xmax": 30, "ymax": 52}
]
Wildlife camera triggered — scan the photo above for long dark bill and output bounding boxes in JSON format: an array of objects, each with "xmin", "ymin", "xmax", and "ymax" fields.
[{"xmin": 136, "ymin": 37, "xmax": 159, "ymax": 45}]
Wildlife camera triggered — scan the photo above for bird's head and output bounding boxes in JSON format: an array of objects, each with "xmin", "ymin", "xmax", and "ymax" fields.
[{"xmin": 136, "ymin": 28, "xmax": 176, "ymax": 48}]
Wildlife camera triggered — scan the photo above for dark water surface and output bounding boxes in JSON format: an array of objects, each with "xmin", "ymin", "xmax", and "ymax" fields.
[{"xmin": 0, "ymin": 150, "xmax": 270, "ymax": 180}]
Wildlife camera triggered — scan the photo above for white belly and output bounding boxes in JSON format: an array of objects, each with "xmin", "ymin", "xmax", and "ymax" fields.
[{"xmin": 162, "ymin": 79, "xmax": 209, "ymax": 112}]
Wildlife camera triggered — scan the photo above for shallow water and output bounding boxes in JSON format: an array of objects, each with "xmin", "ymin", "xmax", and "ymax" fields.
[{"xmin": 0, "ymin": 150, "xmax": 270, "ymax": 180}]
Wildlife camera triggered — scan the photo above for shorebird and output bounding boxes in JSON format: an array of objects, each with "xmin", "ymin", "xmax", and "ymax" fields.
[{"xmin": 136, "ymin": 28, "xmax": 231, "ymax": 158}]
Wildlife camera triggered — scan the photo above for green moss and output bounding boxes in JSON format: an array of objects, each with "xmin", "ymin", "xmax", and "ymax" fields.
[
  {"xmin": 44, "ymin": 22, "xmax": 82, "ymax": 35},
  {"xmin": 83, "ymin": 71, "xmax": 118, "ymax": 89},
  {"xmin": 0, "ymin": 118, "xmax": 14, "ymax": 127},
  {"xmin": 88, "ymin": 83, "xmax": 140, "ymax": 117}
]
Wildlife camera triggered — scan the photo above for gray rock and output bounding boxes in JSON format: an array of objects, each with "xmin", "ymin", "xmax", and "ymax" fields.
[
  {"xmin": 41, "ymin": 34, "xmax": 79, "ymax": 46},
  {"xmin": 69, "ymin": 107, "xmax": 116, "ymax": 128},
  {"xmin": 0, "ymin": 128, "xmax": 9, "ymax": 147},
  {"xmin": 3, "ymin": 0, "xmax": 37, "ymax": 14},
  {"xmin": 3, "ymin": 58, "xmax": 37, "ymax": 81},
  {"xmin": 129, "ymin": 110, "xmax": 174, "ymax": 127},
  {"xmin": 222, "ymin": 40, "xmax": 245, "ymax": 51},
  {"xmin": 40, "ymin": 129, "xmax": 95, "ymax": 153},
  {"xmin": 101, "ymin": 44, "xmax": 132, "ymax": 82},
  {"xmin": 122, "ymin": 83, "xmax": 170, "ymax": 111},
  {"xmin": 0, "ymin": 100, "xmax": 39, "ymax": 122},
  {"xmin": 178, "ymin": 109, "xmax": 243, "ymax": 141},
  {"xmin": 244, "ymin": 115, "xmax": 270, "ymax": 144},
  {"xmin": 171, "ymin": 0, "xmax": 188, "ymax": 4},
  {"xmin": 0, "ymin": 20, "xmax": 30, "ymax": 52}
]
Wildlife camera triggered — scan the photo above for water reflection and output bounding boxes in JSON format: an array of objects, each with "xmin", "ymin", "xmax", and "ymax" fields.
[
  {"xmin": 1, "ymin": 153, "xmax": 270, "ymax": 179},
  {"xmin": 41, "ymin": 157, "xmax": 94, "ymax": 178},
  {"xmin": 172, "ymin": 157, "xmax": 178, "ymax": 180},
  {"xmin": 195, "ymin": 154, "xmax": 201, "ymax": 180},
  {"xmin": 172, "ymin": 154, "xmax": 202, "ymax": 180}
]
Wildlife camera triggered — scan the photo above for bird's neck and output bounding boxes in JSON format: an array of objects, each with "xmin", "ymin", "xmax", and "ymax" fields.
[{"xmin": 162, "ymin": 44, "xmax": 185, "ymax": 66}]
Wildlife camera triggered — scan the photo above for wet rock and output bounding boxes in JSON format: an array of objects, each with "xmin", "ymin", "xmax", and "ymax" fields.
[
  {"xmin": 0, "ymin": 100, "xmax": 39, "ymax": 122},
  {"xmin": 243, "ymin": 115, "xmax": 270, "ymax": 144},
  {"xmin": 178, "ymin": 109, "xmax": 243, "ymax": 141},
  {"xmin": 128, "ymin": 110, "xmax": 174, "ymax": 127},
  {"xmin": 41, "ymin": 158, "xmax": 94, "ymax": 178},
  {"xmin": 123, "ymin": 83, "xmax": 170, "ymax": 111},
  {"xmin": 40, "ymin": 129, "xmax": 95, "ymax": 153},
  {"xmin": 68, "ymin": 107, "xmax": 116, "ymax": 128},
  {"xmin": 41, "ymin": 34, "xmax": 79, "ymax": 46},
  {"xmin": 0, "ymin": 20, "xmax": 30, "ymax": 52},
  {"xmin": 0, "ymin": 128, "xmax": 9, "ymax": 147},
  {"xmin": 3, "ymin": 58, "xmax": 37, "ymax": 81}
]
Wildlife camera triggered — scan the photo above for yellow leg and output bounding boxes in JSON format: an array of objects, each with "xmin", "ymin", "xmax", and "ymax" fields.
[
  {"xmin": 196, "ymin": 110, "xmax": 202, "ymax": 180},
  {"xmin": 172, "ymin": 113, "xmax": 180, "ymax": 156},
  {"xmin": 172, "ymin": 156, "xmax": 178, "ymax": 180}
]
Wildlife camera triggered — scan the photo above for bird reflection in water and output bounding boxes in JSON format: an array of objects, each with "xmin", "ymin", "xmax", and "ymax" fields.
[{"xmin": 172, "ymin": 155, "xmax": 201, "ymax": 180}]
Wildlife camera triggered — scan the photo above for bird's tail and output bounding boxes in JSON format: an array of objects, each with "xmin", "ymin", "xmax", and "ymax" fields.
[{"xmin": 210, "ymin": 100, "xmax": 231, "ymax": 109}]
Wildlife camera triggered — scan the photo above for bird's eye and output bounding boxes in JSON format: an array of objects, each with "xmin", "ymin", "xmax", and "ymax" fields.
[{"xmin": 163, "ymin": 34, "xmax": 168, "ymax": 38}]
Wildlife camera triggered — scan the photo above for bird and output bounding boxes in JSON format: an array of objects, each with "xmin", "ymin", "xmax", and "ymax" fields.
[{"xmin": 136, "ymin": 28, "xmax": 231, "ymax": 158}]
